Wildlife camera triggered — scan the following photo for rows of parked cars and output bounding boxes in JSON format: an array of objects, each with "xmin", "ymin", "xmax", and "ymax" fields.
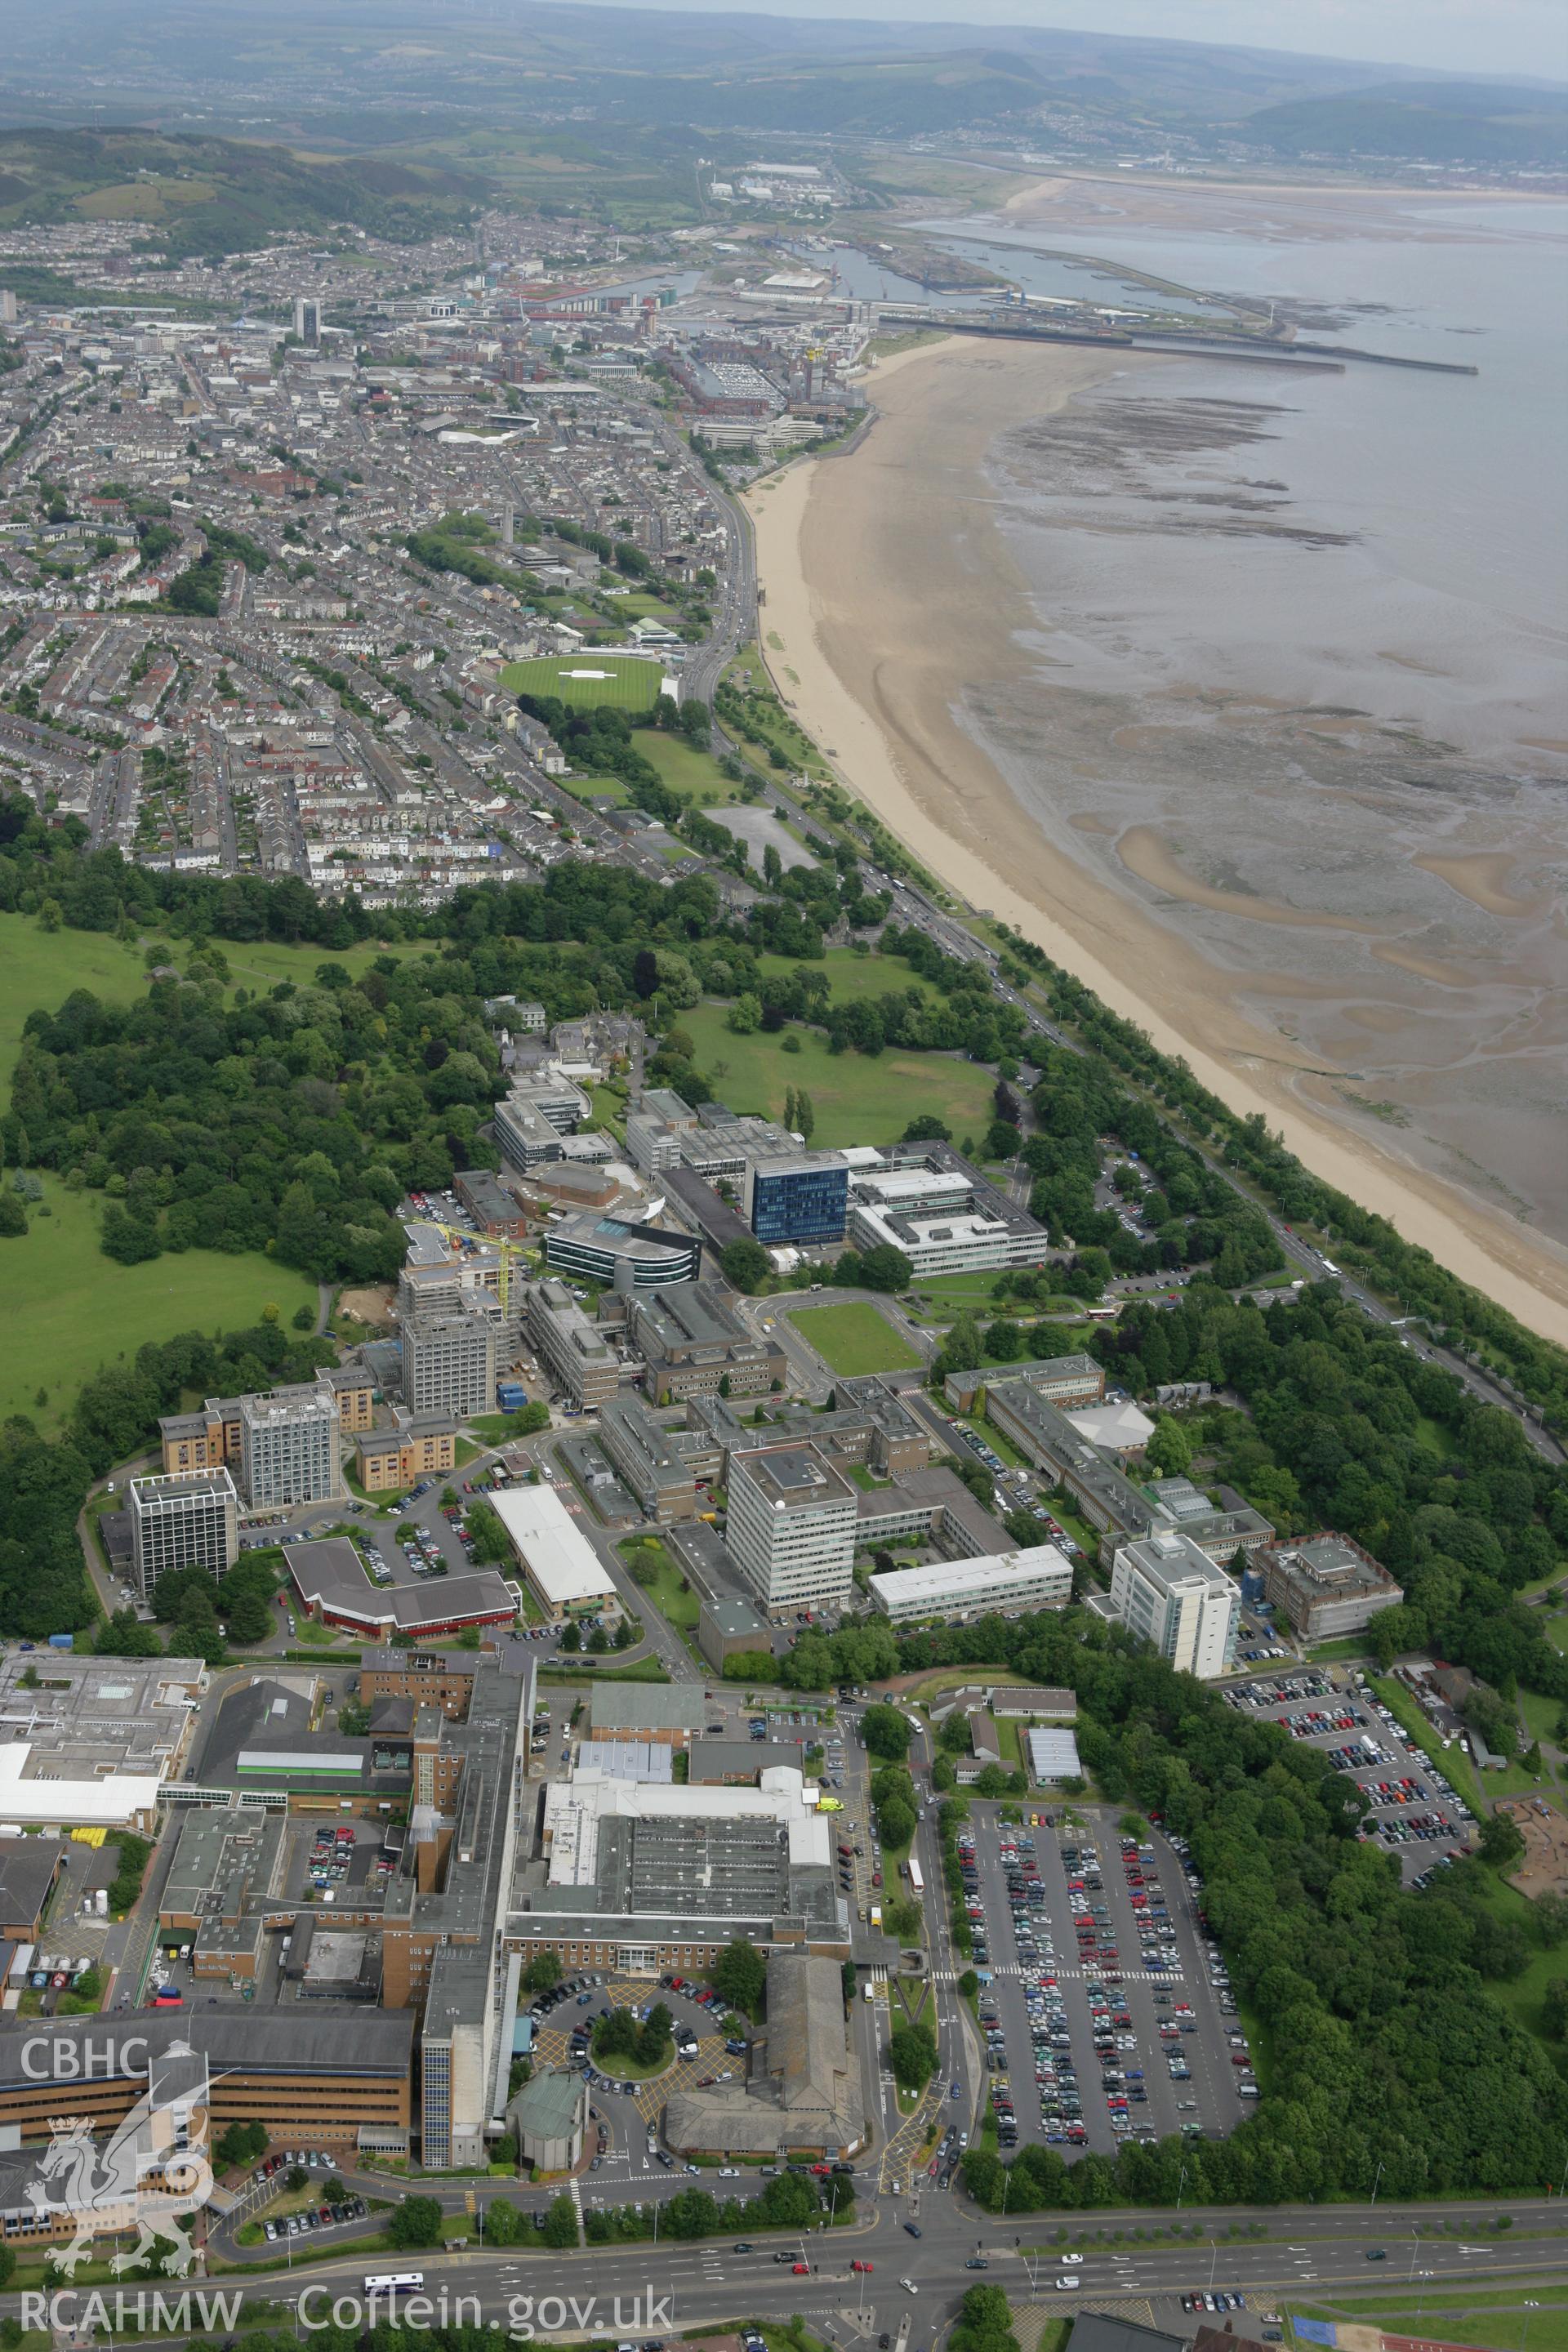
[
  {"xmin": 528, "ymin": 1970, "xmax": 608, "ymax": 2023},
  {"xmin": 253, "ymin": 2148, "xmax": 332, "ymax": 2180},
  {"xmin": 1227, "ymin": 1672, "xmax": 1339, "ymax": 1711},
  {"xmin": 305, "ymin": 1823, "xmax": 372, "ymax": 1896},
  {"xmin": 942, "ymin": 1418, "xmax": 1084, "ymax": 1560},
  {"xmin": 1117, "ymin": 1833, "xmax": 1183, "ymax": 1975},
  {"xmin": 1361, "ymin": 1775, "xmax": 1435, "ymax": 1810},
  {"xmin": 1284, "ymin": 1704, "xmax": 1369, "ymax": 1738},
  {"xmin": 1233, "ymin": 1673, "xmax": 1473, "ymax": 1864},
  {"xmin": 1169, "ymin": 1833, "xmax": 1258, "ymax": 2109},
  {"xmin": 262, "ymin": 2192, "xmax": 366, "ymax": 2243}
]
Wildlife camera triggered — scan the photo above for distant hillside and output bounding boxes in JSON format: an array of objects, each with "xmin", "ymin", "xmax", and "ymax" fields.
[
  {"xmin": 0, "ymin": 0, "xmax": 1512, "ymax": 144},
  {"xmin": 589, "ymin": 51, "xmax": 1055, "ymax": 138},
  {"xmin": 1248, "ymin": 82, "xmax": 1568, "ymax": 165},
  {"xmin": 0, "ymin": 127, "xmax": 485, "ymax": 256}
]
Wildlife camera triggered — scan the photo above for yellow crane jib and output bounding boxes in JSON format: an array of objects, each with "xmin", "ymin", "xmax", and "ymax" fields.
[{"xmin": 421, "ymin": 1218, "xmax": 532, "ymax": 1315}]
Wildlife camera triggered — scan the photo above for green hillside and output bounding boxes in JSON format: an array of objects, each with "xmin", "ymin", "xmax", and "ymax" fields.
[
  {"xmin": 1249, "ymin": 81, "xmax": 1568, "ymax": 165},
  {"xmin": 0, "ymin": 0, "xmax": 1477, "ymax": 164},
  {"xmin": 0, "ymin": 127, "xmax": 484, "ymax": 258}
]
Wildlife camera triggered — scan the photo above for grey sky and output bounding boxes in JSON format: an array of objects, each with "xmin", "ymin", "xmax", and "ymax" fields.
[{"xmin": 561, "ymin": 0, "xmax": 1567, "ymax": 81}]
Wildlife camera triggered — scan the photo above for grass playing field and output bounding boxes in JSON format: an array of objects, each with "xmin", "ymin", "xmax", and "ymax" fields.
[
  {"xmin": 0, "ymin": 922, "xmax": 152, "ymax": 1087},
  {"xmin": 501, "ymin": 654, "xmax": 666, "ymax": 712},
  {"xmin": 0, "ymin": 1178, "xmax": 316, "ymax": 1434},
  {"xmin": 635, "ymin": 729, "xmax": 751, "ymax": 804},
  {"xmin": 791, "ymin": 1302, "xmax": 923, "ymax": 1378},
  {"xmin": 675, "ymin": 1004, "xmax": 996, "ymax": 1150},
  {"xmin": 753, "ymin": 947, "xmax": 941, "ymax": 1008},
  {"xmin": 1285, "ymin": 2288, "xmax": 1568, "ymax": 2352},
  {"xmin": 0, "ymin": 915, "xmax": 427, "ymax": 1085}
]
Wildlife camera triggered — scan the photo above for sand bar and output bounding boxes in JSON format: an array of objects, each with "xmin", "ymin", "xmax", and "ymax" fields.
[
  {"xmin": 1414, "ymin": 852, "xmax": 1543, "ymax": 920},
  {"xmin": 744, "ymin": 336, "xmax": 1568, "ymax": 1346}
]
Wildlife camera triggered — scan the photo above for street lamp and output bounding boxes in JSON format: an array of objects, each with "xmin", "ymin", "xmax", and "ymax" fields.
[
  {"xmin": 1177, "ymin": 2163, "xmax": 1187, "ymax": 2212},
  {"xmin": 1370, "ymin": 2160, "xmax": 1384, "ymax": 2208}
]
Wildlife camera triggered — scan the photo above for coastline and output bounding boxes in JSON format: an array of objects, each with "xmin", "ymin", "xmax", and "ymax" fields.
[{"xmin": 742, "ymin": 335, "xmax": 1568, "ymax": 1348}]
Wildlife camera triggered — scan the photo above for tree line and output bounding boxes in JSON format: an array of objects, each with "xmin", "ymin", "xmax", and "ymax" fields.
[
  {"xmin": 0, "ymin": 1317, "xmax": 331, "ymax": 1638},
  {"xmin": 987, "ymin": 916, "xmax": 1568, "ymax": 1425},
  {"xmin": 749, "ymin": 1564, "xmax": 1568, "ymax": 2199}
]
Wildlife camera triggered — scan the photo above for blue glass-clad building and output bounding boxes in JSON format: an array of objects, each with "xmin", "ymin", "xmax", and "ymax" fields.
[{"xmin": 746, "ymin": 1154, "xmax": 849, "ymax": 1247}]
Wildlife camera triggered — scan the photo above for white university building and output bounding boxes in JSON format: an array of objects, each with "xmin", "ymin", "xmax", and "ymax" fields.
[
  {"xmin": 1107, "ymin": 1527, "xmax": 1241, "ymax": 1681},
  {"xmin": 726, "ymin": 1443, "xmax": 855, "ymax": 1619}
]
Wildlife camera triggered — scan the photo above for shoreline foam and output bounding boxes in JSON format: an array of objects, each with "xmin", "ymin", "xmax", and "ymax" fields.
[{"xmin": 743, "ymin": 336, "xmax": 1568, "ymax": 1347}]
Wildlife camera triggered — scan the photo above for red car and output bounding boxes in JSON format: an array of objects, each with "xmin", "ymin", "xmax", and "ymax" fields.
[
  {"xmin": 852, "ymin": 2261, "xmax": 874, "ymax": 2274},
  {"xmin": 793, "ymin": 2263, "xmax": 810, "ymax": 2276}
]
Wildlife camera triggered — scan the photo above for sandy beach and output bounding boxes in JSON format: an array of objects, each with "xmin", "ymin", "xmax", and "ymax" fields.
[{"xmin": 744, "ymin": 336, "xmax": 1568, "ymax": 1346}]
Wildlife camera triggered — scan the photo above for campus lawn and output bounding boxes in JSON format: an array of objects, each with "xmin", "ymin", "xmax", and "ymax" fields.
[
  {"xmin": 0, "ymin": 1179, "xmax": 315, "ymax": 1434},
  {"xmin": 501, "ymin": 653, "xmax": 664, "ymax": 712},
  {"xmin": 1520, "ymin": 1689, "xmax": 1566, "ymax": 1746},
  {"xmin": 791, "ymin": 1301, "xmax": 921, "ymax": 1378},
  {"xmin": 905, "ymin": 1269, "xmax": 1015, "ymax": 1306},
  {"xmin": 992, "ymin": 1713, "xmax": 1026, "ymax": 1772},
  {"xmin": 466, "ymin": 1414, "xmax": 513, "ymax": 1444},
  {"xmin": 676, "ymin": 1004, "xmax": 996, "ymax": 1149},
  {"xmin": 602, "ymin": 588, "xmax": 685, "ymax": 626},
  {"xmin": 590, "ymin": 1081, "xmax": 629, "ymax": 1141},
  {"xmin": 619, "ymin": 1539, "xmax": 700, "ymax": 1632}
]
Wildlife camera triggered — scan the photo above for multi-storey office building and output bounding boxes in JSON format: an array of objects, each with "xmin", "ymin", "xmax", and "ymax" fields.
[
  {"xmin": 525, "ymin": 1278, "xmax": 621, "ymax": 1409},
  {"xmin": 626, "ymin": 1280, "xmax": 786, "ymax": 1402},
  {"xmin": 544, "ymin": 1213, "xmax": 700, "ymax": 1293},
  {"xmin": 726, "ymin": 1442, "xmax": 856, "ymax": 1619},
  {"xmin": 238, "ymin": 1387, "xmax": 340, "ymax": 1511},
  {"xmin": 129, "ymin": 1468, "xmax": 238, "ymax": 1597},
  {"xmin": 159, "ymin": 1369, "xmax": 374, "ymax": 1486},
  {"xmin": 744, "ymin": 1152, "xmax": 849, "ymax": 1247},
  {"xmin": 400, "ymin": 1304, "xmax": 497, "ymax": 1422},
  {"xmin": 1107, "ymin": 1527, "xmax": 1241, "ymax": 1680},
  {"xmin": 867, "ymin": 1543, "xmax": 1073, "ymax": 1625}
]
